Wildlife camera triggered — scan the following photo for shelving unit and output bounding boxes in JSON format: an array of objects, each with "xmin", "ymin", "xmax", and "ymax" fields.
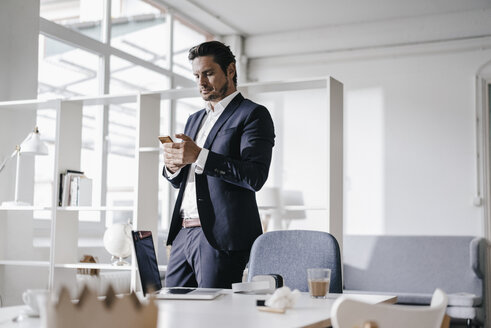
[
  {"xmin": 0, "ymin": 77, "xmax": 343, "ymax": 298},
  {"xmin": 46, "ymin": 94, "xmax": 161, "ymax": 294},
  {"xmin": 0, "ymin": 92, "xmax": 161, "ymax": 296}
]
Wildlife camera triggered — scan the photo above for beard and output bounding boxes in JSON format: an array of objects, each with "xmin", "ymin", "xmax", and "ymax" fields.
[{"xmin": 202, "ymin": 80, "xmax": 229, "ymax": 102}]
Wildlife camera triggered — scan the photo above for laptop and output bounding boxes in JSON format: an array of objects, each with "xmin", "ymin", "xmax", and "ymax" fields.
[{"xmin": 131, "ymin": 230, "xmax": 222, "ymax": 300}]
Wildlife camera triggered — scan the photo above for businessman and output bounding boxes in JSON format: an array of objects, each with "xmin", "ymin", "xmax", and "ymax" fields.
[{"xmin": 162, "ymin": 41, "xmax": 275, "ymax": 288}]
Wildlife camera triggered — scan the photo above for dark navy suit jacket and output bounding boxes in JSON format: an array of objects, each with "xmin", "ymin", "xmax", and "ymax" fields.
[{"xmin": 164, "ymin": 93, "xmax": 275, "ymax": 251}]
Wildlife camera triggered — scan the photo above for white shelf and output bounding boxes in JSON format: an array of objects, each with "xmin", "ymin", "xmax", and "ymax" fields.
[
  {"xmin": 0, "ymin": 260, "xmax": 50, "ymax": 267},
  {"xmin": 57, "ymin": 206, "xmax": 134, "ymax": 211},
  {"xmin": 0, "ymin": 98, "xmax": 59, "ymax": 110},
  {"xmin": 0, "ymin": 205, "xmax": 52, "ymax": 211},
  {"xmin": 139, "ymin": 147, "xmax": 160, "ymax": 152},
  {"xmin": 284, "ymin": 206, "xmax": 327, "ymax": 211},
  {"xmin": 69, "ymin": 93, "xmax": 137, "ymax": 107},
  {"xmin": 56, "ymin": 263, "xmax": 132, "ymax": 270},
  {"xmin": 55, "ymin": 263, "xmax": 168, "ymax": 272},
  {"xmin": 0, "ymin": 206, "xmax": 134, "ymax": 211}
]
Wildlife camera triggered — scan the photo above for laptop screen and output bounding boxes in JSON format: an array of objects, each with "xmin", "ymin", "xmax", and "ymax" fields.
[{"xmin": 132, "ymin": 230, "xmax": 162, "ymax": 295}]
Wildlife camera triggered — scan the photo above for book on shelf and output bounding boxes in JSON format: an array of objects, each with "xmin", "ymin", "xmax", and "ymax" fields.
[{"xmin": 59, "ymin": 170, "xmax": 92, "ymax": 207}]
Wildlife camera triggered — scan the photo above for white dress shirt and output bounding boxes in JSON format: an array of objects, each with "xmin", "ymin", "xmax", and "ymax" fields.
[{"xmin": 166, "ymin": 91, "xmax": 240, "ymax": 219}]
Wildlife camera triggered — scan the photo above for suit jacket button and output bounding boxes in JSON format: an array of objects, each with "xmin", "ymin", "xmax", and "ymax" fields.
[{"xmin": 198, "ymin": 198, "xmax": 204, "ymax": 202}]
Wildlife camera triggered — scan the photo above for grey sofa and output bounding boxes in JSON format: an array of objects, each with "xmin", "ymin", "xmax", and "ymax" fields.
[{"xmin": 343, "ymin": 235, "xmax": 488, "ymax": 327}]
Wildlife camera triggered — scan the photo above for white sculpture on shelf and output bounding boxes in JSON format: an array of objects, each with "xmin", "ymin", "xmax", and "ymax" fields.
[{"xmin": 103, "ymin": 223, "xmax": 132, "ymax": 266}]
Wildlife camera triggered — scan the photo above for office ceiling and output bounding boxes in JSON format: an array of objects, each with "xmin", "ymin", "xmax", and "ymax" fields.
[{"xmin": 157, "ymin": 0, "xmax": 491, "ymax": 36}]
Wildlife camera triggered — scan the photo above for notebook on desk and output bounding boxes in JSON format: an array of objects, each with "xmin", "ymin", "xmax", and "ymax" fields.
[{"xmin": 131, "ymin": 230, "xmax": 222, "ymax": 300}]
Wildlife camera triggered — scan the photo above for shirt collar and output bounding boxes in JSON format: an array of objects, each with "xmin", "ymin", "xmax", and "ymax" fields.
[{"xmin": 205, "ymin": 91, "xmax": 240, "ymax": 115}]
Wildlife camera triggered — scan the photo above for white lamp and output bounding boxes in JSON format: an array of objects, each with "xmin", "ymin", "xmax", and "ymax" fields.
[{"xmin": 0, "ymin": 126, "xmax": 49, "ymax": 206}]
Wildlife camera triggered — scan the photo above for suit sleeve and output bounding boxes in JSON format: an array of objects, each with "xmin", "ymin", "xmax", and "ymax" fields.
[
  {"xmin": 203, "ymin": 106, "xmax": 275, "ymax": 192},
  {"xmin": 162, "ymin": 165, "xmax": 186, "ymax": 189}
]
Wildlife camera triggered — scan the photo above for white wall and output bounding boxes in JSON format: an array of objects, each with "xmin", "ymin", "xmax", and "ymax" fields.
[
  {"xmin": 0, "ymin": 0, "xmax": 39, "ymax": 101},
  {"xmin": 0, "ymin": 0, "xmax": 41, "ymax": 306},
  {"xmin": 0, "ymin": 0, "xmax": 40, "ymax": 199},
  {"xmin": 246, "ymin": 11, "xmax": 491, "ymax": 236}
]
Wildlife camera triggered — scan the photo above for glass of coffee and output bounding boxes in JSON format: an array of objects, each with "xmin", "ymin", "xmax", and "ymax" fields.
[{"xmin": 307, "ymin": 268, "xmax": 331, "ymax": 298}]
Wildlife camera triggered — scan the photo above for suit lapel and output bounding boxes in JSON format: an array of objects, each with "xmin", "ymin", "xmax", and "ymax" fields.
[
  {"xmin": 203, "ymin": 93, "xmax": 244, "ymax": 149},
  {"xmin": 188, "ymin": 109, "xmax": 207, "ymax": 140}
]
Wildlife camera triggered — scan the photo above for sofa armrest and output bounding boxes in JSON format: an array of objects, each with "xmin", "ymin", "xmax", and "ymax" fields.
[
  {"xmin": 470, "ymin": 237, "xmax": 488, "ymax": 279},
  {"xmin": 447, "ymin": 293, "xmax": 482, "ymax": 307}
]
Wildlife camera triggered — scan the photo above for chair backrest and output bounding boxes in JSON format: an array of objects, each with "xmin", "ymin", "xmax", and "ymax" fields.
[
  {"xmin": 247, "ymin": 230, "xmax": 342, "ymax": 293},
  {"xmin": 331, "ymin": 289, "xmax": 448, "ymax": 328}
]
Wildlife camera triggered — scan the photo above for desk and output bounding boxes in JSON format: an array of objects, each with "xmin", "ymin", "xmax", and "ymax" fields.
[{"xmin": 0, "ymin": 291, "xmax": 396, "ymax": 328}]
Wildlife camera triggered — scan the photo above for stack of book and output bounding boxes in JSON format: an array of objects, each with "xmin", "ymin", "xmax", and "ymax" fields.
[{"xmin": 58, "ymin": 170, "xmax": 92, "ymax": 207}]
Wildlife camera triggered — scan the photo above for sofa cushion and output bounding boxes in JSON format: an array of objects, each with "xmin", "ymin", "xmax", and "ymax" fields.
[{"xmin": 343, "ymin": 235, "xmax": 483, "ymax": 298}]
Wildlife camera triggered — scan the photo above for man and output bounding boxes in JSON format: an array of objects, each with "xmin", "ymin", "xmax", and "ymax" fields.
[{"xmin": 162, "ymin": 41, "xmax": 275, "ymax": 288}]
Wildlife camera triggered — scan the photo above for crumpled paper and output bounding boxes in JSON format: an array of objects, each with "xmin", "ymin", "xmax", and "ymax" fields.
[{"xmin": 265, "ymin": 286, "xmax": 301, "ymax": 309}]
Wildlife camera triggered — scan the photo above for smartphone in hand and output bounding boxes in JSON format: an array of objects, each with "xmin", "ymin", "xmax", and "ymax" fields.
[{"xmin": 158, "ymin": 136, "xmax": 174, "ymax": 144}]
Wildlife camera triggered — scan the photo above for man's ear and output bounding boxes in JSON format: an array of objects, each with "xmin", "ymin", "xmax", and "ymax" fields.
[{"xmin": 227, "ymin": 63, "xmax": 236, "ymax": 79}]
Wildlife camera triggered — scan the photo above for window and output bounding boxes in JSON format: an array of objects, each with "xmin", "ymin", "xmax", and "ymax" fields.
[
  {"xmin": 110, "ymin": 55, "xmax": 170, "ymax": 93},
  {"xmin": 172, "ymin": 18, "xmax": 208, "ymax": 78},
  {"xmin": 41, "ymin": 0, "xmax": 104, "ymax": 41},
  {"xmin": 111, "ymin": 12, "xmax": 169, "ymax": 69},
  {"xmin": 38, "ymin": 36, "xmax": 100, "ymax": 99},
  {"xmin": 37, "ymin": 0, "xmax": 211, "ymax": 243}
]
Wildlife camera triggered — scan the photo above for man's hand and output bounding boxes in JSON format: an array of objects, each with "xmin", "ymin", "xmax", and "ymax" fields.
[
  {"xmin": 165, "ymin": 162, "xmax": 184, "ymax": 174},
  {"xmin": 163, "ymin": 133, "xmax": 201, "ymax": 173}
]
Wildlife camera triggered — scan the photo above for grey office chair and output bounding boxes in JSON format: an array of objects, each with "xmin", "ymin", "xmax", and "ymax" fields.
[{"xmin": 247, "ymin": 230, "xmax": 342, "ymax": 293}]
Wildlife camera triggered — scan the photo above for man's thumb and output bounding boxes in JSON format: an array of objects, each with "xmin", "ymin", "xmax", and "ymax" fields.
[{"xmin": 175, "ymin": 133, "xmax": 192, "ymax": 142}]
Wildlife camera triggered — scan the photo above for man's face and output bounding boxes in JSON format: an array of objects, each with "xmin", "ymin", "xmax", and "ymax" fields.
[{"xmin": 192, "ymin": 56, "xmax": 234, "ymax": 103}]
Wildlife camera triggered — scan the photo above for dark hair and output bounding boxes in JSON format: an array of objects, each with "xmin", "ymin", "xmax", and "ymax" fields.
[{"xmin": 188, "ymin": 41, "xmax": 237, "ymax": 86}]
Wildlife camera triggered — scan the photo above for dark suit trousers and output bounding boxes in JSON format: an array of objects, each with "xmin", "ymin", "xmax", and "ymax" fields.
[{"xmin": 164, "ymin": 227, "xmax": 250, "ymax": 288}]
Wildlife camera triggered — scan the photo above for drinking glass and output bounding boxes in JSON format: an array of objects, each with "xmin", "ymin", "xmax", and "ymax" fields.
[{"xmin": 307, "ymin": 268, "xmax": 331, "ymax": 298}]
